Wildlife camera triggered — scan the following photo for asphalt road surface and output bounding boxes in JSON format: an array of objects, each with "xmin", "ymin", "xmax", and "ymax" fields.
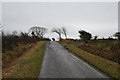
[{"xmin": 39, "ymin": 41, "xmax": 109, "ymax": 78}]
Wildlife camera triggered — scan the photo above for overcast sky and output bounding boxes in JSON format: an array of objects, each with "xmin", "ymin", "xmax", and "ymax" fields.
[{"xmin": 2, "ymin": 2, "xmax": 118, "ymax": 40}]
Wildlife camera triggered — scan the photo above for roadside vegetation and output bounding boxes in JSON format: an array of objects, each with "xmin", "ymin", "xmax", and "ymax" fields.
[
  {"xmin": 2, "ymin": 23, "xmax": 120, "ymax": 79},
  {"xmin": 78, "ymin": 40, "xmax": 119, "ymax": 63},
  {"xmin": 2, "ymin": 26, "xmax": 50, "ymax": 69},
  {"xmin": 2, "ymin": 26, "xmax": 50, "ymax": 78},
  {"xmin": 59, "ymin": 40, "xmax": 119, "ymax": 79},
  {"xmin": 58, "ymin": 29, "xmax": 119, "ymax": 79},
  {"xmin": 3, "ymin": 41, "xmax": 47, "ymax": 78}
]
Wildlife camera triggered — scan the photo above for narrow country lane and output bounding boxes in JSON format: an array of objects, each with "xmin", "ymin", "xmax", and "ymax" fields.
[{"xmin": 39, "ymin": 41, "xmax": 109, "ymax": 78}]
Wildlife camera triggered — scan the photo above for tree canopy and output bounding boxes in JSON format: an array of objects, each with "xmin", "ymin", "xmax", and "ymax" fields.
[
  {"xmin": 114, "ymin": 32, "xmax": 120, "ymax": 40},
  {"xmin": 61, "ymin": 27, "xmax": 67, "ymax": 39},
  {"xmin": 78, "ymin": 30, "xmax": 92, "ymax": 42},
  {"xmin": 29, "ymin": 26, "xmax": 47, "ymax": 38},
  {"xmin": 51, "ymin": 28, "xmax": 63, "ymax": 40}
]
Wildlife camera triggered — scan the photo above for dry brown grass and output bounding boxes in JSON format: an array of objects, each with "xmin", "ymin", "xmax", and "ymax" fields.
[
  {"xmin": 3, "ymin": 41, "xmax": 47, "ymax": 78},
  {"xmin": 78, "ymin": 40, "xmax": 119, "ymax": 63},
  {"xmin": 59, "ymin": 40, "xmax": 120, "ymax": 79},
  {"xmin": 2, "ymin": 43, "xmax": 34, "ymax": 69}
]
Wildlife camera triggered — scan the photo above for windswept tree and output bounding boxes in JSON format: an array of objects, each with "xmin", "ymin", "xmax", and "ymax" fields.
[
  {"xmin": 61, "ymin": 27, "xmax": 67, "ymax": 39},
  {"xmin": 94, "ymin": 35, "xmax": 98, "ymax": 40},
  {"xmin": 29, "ymin": 26, "xmax": 47, "ymax": 39},
  {"xmin": 114, "ymin": 32, "xmax": 120, "ymax": 40},
  {"xmin": 78, "ymin": 30, "xmax": 92, "ymax": 42},
  {"xmin": 51, "ymin": 28, "xmax": 63, "ymax": 40}
]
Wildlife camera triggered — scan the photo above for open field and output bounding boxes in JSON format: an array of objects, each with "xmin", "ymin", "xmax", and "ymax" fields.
[
  {"xmin": 3, "ymin": 41, "xmax": 47, "ymax": 78},
  {"xmin": 59, "ymin": 40, "xmax": 120, "ymax": 79}
]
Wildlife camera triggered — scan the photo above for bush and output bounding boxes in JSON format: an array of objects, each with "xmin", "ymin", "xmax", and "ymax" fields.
[
  {"xmin": 2, "ymin": 31, "xmax": 50, "ymax": 68},
  {"xmin": 2, "ymin": 31, "xmax": 50, "ymax": 52},
  {"xmin": 78, "ymin": 40, "xmax": 119, "ymax": 63}
]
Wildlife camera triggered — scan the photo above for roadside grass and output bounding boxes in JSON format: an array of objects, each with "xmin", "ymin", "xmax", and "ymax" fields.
[
  {"xmin": 59, "ymin": 41, "xmax": 120, "ymax": 80},
  {"xmin": 78, "ymin": 40, "xmax": 119, "ymax": 63},
  {"xmin": 3, "ymin": 41, "xmax": 47, "ymax": 78},
  {"xmin": 2, "ymin": 43, "xmax": 33, "ymax": 69}
]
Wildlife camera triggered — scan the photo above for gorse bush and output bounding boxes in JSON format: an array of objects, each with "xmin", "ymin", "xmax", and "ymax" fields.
[
  {"xmin": 2, "ymin": 31, "xmax": 50, "ymax": 68},
  {"xmin": 2, "ymin": 31, "xmax": 50, "ymax": 53},
  {"xmin": 78, "ymin": 40, "xmax": 119, "ymax": 63}
]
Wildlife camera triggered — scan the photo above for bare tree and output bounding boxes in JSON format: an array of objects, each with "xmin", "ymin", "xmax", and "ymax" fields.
[
  {"xmin": 51, "ymin": 28, "xmax": 63, "ymax": 40},
  {"xmin": 29, "ymin": 26, "xmax": 47, "ymax": 38},
  {"xmin": 61, "ymin": 27, "xmax": 67, "ymax": 39}
]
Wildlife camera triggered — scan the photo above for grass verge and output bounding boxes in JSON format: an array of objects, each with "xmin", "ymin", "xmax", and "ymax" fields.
[
  {"xmin": 59, "ymin": 41, "xmax": 120, "ymax": 80},
  {"xmin": 3, "ymin": 43, "xmax": 33, "ymax": 69},
  {"xmin": 3, "ymin": 41, "xmax": 47, "ymax": 78}
]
